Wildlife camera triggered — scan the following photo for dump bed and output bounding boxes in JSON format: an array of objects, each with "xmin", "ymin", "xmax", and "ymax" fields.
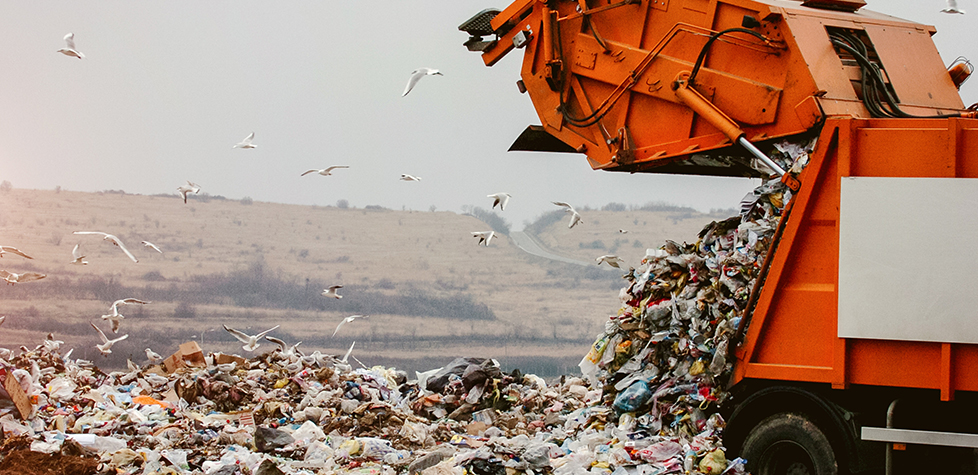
[{"xmin": 733, "ymin": 116, "xmax": 978, "ymax": 401}]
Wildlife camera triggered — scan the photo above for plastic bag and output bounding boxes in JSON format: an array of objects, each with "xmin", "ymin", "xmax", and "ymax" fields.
[{"xmin": 613, "ymin": 380, "xmax": 651, "ymax": 413}]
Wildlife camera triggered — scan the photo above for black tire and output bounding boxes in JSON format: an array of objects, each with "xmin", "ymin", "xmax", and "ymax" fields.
[{"xmin": 741, "ymin": 413, "xmax": 839, "ymax": 475}]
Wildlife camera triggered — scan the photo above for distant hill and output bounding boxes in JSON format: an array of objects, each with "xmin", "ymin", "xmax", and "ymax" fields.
[{"xmin": 0, "ymin": 188, "xmax": 730, "ymax": 375}]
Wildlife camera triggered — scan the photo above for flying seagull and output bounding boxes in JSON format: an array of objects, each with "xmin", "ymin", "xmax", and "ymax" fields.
[
  {"xmin": 596, "ymin": 255, "xmax": 625, "ymax": 268},
  {"xmin": 91, "ymin": 322, "xmax": 128, "ymax": 356},
  {"xmin": 0, "ymin": 316, "xmax": 4, "ymax": 327},
  {"xmin": 145, "ymin": 348, "xmax": 163, "ymax": 365},
  {"xmin": 57, "ymin": 33, "xmax": 84, "ymax": 59},
  {"xmin": 141, "ymin": 241, "xmax": 163, "ymax": 254},
  {"xmin": 73, "ymin": 231, "xmax": 139, "ymax": 263},
  {"xmin": 302, "ymin": 166, "xmax": 349, "ymax": 177},
  {"xmin": 322, "ymin": 285, "xmax": 343, "ymax": 299},
  {"xmin": 102, "ymin": 298, "xmax": 150, "ymax": 333},
  {"xmin": 233, "ymin": 132, "xmax": 256, "ymax": 149},
  {"xmin": 70, "ymin": 244, "xmax": 88, "ymax": 265},
  {"xmin": 223, "ymin": 324, "xmax": 280, "ymax": 351},
  {"xmin": 552, "ymin": 201, "xmax": 584, "ymax": 229},
  {"xmin": 942, "ymin": 0, "xmax": 966, "ymax": 13},
  {"xmin": 0, "ymin": 270, "xmax": 46, "ymax": 285},
  {"xmin": 400, "ymin": 174, "xmax": 422, "ymax": 181},
  {"xmin": 402, "ymin": 68, "xmax": 443, "ymax": 96},
  {"xmin": 488, "ymin": 193, "xmax": 511, "ymax": 211},
  {"xmin": 472, "ymin": 231, "xmax": 495, "ymax": 246},
  {"xmin": 332, "ymin": 315, "xmax": 368, "ymax": 337},
  {"xmin": 0, "ymin": 246, "xmax": 33, "ymax": 259},
  {"xmin": 176, "ymin": 181, "xmax": 200, "ymax": 204}
]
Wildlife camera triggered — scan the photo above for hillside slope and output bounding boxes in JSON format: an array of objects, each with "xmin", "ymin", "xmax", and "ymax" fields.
[{"xmin": 0, "ymin": 188, "xmax": 726, "ymax": 375}]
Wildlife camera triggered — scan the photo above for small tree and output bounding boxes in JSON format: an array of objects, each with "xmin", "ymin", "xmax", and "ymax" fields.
[
  {"xmin": 0, "ymin": 180, "xmax": 11, "ymax": 193},
  {"xmin": 336, "ymin": 199, "xmax": 349, "ymax": 209}
]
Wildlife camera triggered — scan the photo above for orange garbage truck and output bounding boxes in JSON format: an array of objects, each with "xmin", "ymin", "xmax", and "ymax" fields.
[{"xmin": 461, "ymin": 1, "xmax": 978, "ymax": 473}]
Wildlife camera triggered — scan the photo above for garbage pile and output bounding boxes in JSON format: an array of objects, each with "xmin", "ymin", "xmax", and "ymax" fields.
[{"xmin": 0, "ymin": 141, "xmax": 811, "ymax": 475}]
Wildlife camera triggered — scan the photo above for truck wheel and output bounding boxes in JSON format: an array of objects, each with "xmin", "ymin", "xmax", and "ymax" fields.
[{"xmin": 741, "ymin": 413, "xmax": 839, "ymax": 475}]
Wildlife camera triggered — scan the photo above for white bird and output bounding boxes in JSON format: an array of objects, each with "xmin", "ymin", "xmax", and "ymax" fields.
[
  {"xmin": 141, "ymin": 241, "xmax": 163, "ymax": 254},
  {"xmin": 596, "ymin": 254, "xmax": 625, "ymax": 268},
  {"xmin": 42, "ymin": 333, "xmax": 64, "ymax": 353},
  {"xmin": 73, "ymin": 231, "xmax": 139, "ymax": 263},
  {"xmin": 472, "ymin": 231, "xmax": 495, "ymax": 246},
  {"xmin": 322, "ymin": 285, "xmax": 343, "ymax": 299},
  {"xmin": 233, "ymin": 132, "xmax": 257, "ymax": 149},
  {"xmin": 101, "ymin": 298, "xmax": 149, "ymax": 333},
  {"xmin": 0, "ymin": 246, "xmax": 33, "ymax": 259},
  {"xmin": 145, "ymin": 348, "xmax": 163, "ymax": 365},
  {"xmin": 488, "ymin": 193, "xmax": 511, "ymax": 211},
  {"xmin": 91, "ymin": 322, "xmax": 128, "ymax": 356},
  {"xmin": 302, "ymin": 166, "xmax": 349, "ymax": 177},
  {"xmin": 332, "ymin": 315, "xmax": 368, "ymax": 337},
  {"xmin": 176, "ymin": 181, "xmax": 200, "ymax": 204},
  {"xmin": 57, "ymin": 33, "xmax": 84, "ymax": 59},
  {"xmin": 400, "ymin": 174, "xmax": 422, "ymax": 181},
  {"xmin": 0, "ymin": 316, "xmax": 4, "ymax": 327},
  {"xmin": 942, "ymin": 0, "xmax": 965, "ymax": 13},
  {"xmin": 223, "ymin": 324, "xmax": 280, "ymax": 351},
  {"xmin": 402, "ymin": 68, "xmax": 443, "ymax": 96},
  {"xmin": 0, "ymin": 270, "xmax": 46, "ymax": 285},
  {"xmin": 70, "ymin": 244, "xmax": 88, "ymax": 265},
  {"xmin": 619, "ymin": 229, "xmax": 629, "ymax": 234},
  {"xmin": 266, "ymin": 336, "xmax": 303, "ymax": 358},
  {"xmin": 552, "ymin": 201, "xmax": 584, "ymax": 228}
]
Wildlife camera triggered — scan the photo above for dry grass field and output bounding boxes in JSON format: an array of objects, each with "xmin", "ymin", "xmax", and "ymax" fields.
[{"xmin": 0, "ymin": 188, "xmax": 734, "ymax": 376}]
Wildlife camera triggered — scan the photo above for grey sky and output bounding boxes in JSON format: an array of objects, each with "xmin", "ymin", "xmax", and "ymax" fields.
[{"xmin": 0, "ymin": 2, "xmax": 973, "ymax": 229}]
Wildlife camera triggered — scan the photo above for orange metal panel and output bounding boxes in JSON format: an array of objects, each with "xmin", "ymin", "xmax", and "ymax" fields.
[
  {"xmin": 863, "ymin": 25, "xmax": 965, "ymax": 110},
  {"xmin": 847, "ymin": 339, "xmax": 943, "ymax": 389}
]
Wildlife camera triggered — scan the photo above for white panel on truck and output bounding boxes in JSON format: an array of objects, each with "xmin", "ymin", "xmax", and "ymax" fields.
[{"xmin": 839, "ymin": 177, "xmax": 978, "ymax": 343}]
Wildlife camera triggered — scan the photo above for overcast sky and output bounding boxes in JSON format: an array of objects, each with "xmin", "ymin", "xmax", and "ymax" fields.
[{"xmin": 0, "ymin": 2, "xmax": 973, "ymax": 230}]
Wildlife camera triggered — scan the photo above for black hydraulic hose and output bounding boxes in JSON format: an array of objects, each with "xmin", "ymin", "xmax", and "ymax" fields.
[
  {"xmin": 829, "ymin": 33, "xmax": 957, "ymax": 119},
  {"xmin": 688, "ymin": 28, "xmax": 772, "ymax": 87}
]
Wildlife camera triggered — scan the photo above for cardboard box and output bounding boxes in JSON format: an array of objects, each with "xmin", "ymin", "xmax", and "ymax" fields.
[
  {"xmin": 2, "ymin": 370, "xmax": 32, "ymax": 420},
  {"xmin": 214, "ymin": 353, "xmax": 248, "ymax": 366},
  {"xmin": 163, "ymin": 341, "xmax": 207, "ymax": 373}
]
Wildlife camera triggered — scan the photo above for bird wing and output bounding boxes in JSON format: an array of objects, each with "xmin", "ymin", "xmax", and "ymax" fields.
[
  {"xmin": 332, "ymin": 319, "xmax": 346, "ymax": 337},
  {"xmin": 403, "ymin": 70, "xmax": 425, "ymax": 96},
  {"xmin": 112, "ymin": 298, "xmax": 149, "ymax": 313},
  {"xmin": 329, "ymin": 285, "xmax": 343, "ymax": 290},
  {"xmin": 72, "ymin": 244, "xmax": 83, "ymax": 259},
  {"xmin": 108, "ymin": 334, "xmax": 129, "ymax": 345},
  {"xmin": 109, "ymin": 237, "xmax": 139, "ymax": 263},
  {"xmin": 64, "ymin": 33, "xmax": 76, "ymax": 49},
  {"xmin": 325, "ymin": 166, "xmax": 349, "ymax": 172},
  {"xmin": 265, "ymin": 336, "xmax": 287, "ymax": 351},
  {"xmin": 91, "ymin": 322, "xmax": 109, "ymax": 344},
  {"xmin": 19, "ymin": 272, "xmax": 46, "ymax": 283},
  {"xmin": 254, "ymin": 325, "xmax": 280, "ymax": 339},
  {"xmin": 341, "ymin": 341, "xmax": 356, "ymax": 363},
  {"xmin": 0, "ymin": 316, "xmax": 5, "ymax": 327},
  {"xmin": 0, "ymin": 246, "xmax": 33, "ymax": 259},
  {"xmin": 73, "ymin": 231, "xmax": 109, "ymax": 237},
  {"xmin": 242, "ymin": 132, "xmax": 254, "ymax": 144},
  {"xmin": 301, "ymin": 169, "xmax": 319, "ymax": 176},
  {"xmin": 223, "ymin": 325, "xmax": 253, "ymax": 344},
  {"xmin": 552, "ymin": 201, "xmax": 575, "ymax": 212}
]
